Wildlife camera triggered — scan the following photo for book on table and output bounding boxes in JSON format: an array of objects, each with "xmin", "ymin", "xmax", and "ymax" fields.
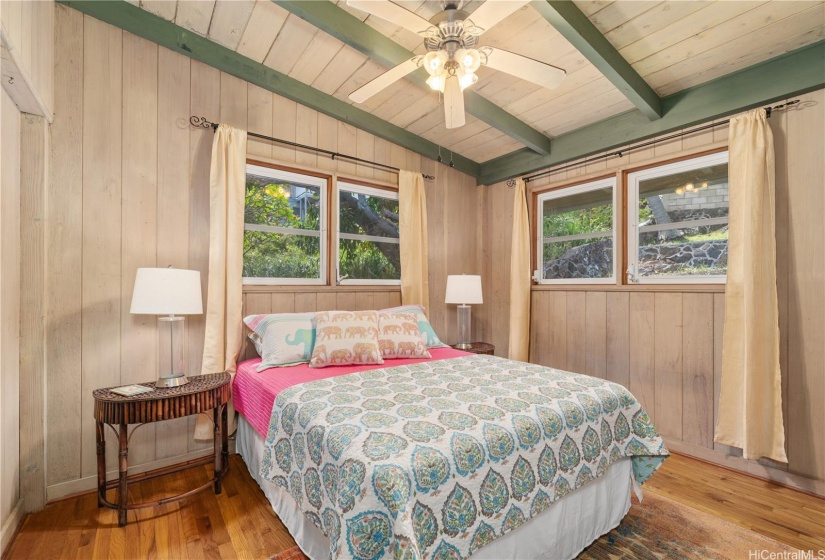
[{"xmin": 110, "ymin": 384, "xmax": 154, "ymax": 397}]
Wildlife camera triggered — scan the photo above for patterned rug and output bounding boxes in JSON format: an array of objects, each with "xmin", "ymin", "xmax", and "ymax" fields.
[{"xmin": 268, "ymin": 490, "xmax": 798, "ymax": 560}]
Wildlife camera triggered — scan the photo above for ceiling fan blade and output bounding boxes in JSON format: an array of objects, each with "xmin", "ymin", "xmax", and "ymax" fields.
[
  {"xmin": 349, "ymin": 57, "xmax": 420, "ymax": 104},
  {"xmin": 467, "ymin": 0, "xmax": 530, "ymax": 34},
  {"xmin": 483, "ymin": 47, "xmax": 566, "ymax": 90},
  {"xmin": 346, "ymin": 0, "xmax": 433, "ymax": 35},
  {"xmin": 443, "ymin": 75, "xmax": 465, "ymax": 129}
]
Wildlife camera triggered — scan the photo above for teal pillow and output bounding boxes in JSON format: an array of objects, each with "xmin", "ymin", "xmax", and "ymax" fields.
[
  {"xmin": 243, "ymin": 313, "xmax": 316, "ymax": 371},
  {"xmin": 380, "ymin": 305, "xmax": 448, "ymax": 348}
]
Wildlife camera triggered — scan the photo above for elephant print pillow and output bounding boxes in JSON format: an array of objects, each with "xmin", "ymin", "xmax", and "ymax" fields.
[
  {"xmin": 309, "ymin": 311, "xmax": 383, "ymax": 368},
  {"xmin": 378, "ymin": 312, "xmax": 431, "ymax": 359},
  {"xmin": 243, "ymin": 313, "xmax": 316, "ymax": 371}
]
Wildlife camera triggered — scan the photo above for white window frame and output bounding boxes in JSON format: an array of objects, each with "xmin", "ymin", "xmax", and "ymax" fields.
[
  {"xmin": 336, "ymin": 181, "xmax": 401, "ymax": 286},
  {"xmin": 626, "ymin": 151, "xmax": 729, "ymax": 285},
  {"xmin": 242, "ymin": 164, "xmax": 328, "ymax": 286},
  {"xmin": 536, "ymin": 177, "xmax": 617, "ymax": 285}
]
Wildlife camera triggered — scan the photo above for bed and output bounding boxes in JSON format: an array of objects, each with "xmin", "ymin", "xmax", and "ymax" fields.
[{"xmin": 234, "ymin": 347, "xmax": 667, "ymax": 560}]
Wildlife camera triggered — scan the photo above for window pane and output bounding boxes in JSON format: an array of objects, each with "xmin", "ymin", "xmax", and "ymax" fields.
[
  {"xmin": 338, "ymin": 188, "xmax": 400, "ymax": 281},
  {"xmin": 339, "ymin": 190, "xmax": 399, "ymax": 239},
  {"xmin": 243, "ymin": 231, "xmax": 321, "ymax": 279},
  {"xmin": 638, "ymin": 227, "xmax": 727, "ymax": 277},
  {"xmin": 541, "ymin": 184, "xmax": 613, "ymax": 280},
  {"xmin": 544, "ymin": 237, "xmax": 613, "ymax": 280},
  {"xmin": 245, "ymin": 173, "xmax": 321, "ymax": 231},
  {"xmin": 339, "ymin": 240, "xmax": 400, "ymax": 280},
  {"xmin": 543, "ymin": 186, "xmax": 612, "ymax": 238},
  {"xmin": 636, "ymin": 159, "xmax": 728, "ymax": 279},
  {"xmin": 244, "ymin": 169, "xmax": 324, "ymax": 281}
]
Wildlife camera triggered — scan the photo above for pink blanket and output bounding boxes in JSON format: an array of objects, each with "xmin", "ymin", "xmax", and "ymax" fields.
[{"xmin": 233, "ymin": 347, "xmax": 470, "ymax": 437}]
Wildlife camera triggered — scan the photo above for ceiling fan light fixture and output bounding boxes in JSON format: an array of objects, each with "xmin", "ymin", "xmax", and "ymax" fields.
[
  {"xmin": 458, "ymin": 69, "xmax": 477, "ymax": 91},
  {"xmin": 423, "ymin": 51, "xmax": 448, "ymax": 76},
  {"xmin": 427, "ymin": 74, "xmax": 446, "ymax": 93},
  {"xmin": 459, "ymin": 48, "xmax": 481, "ymax": 73}
]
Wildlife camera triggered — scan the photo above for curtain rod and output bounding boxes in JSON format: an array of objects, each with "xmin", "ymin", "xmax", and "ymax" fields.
[
  {"xmin": 520, "ymin": 99, "xmax": 801, "ymax": 184},
  {"xmin": 189, "ymin": 116, "xmax": 437, "ymax": 180}
]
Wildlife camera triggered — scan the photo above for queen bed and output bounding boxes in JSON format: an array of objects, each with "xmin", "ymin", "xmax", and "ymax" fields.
[{"xmin": 232, "ymin": 345, "xmax": 667, "ymax": 560}]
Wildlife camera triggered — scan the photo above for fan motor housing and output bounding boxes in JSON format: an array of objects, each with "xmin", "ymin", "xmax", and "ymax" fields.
[{"xmin": 426, "ymin": 9, "xmax": 479, "ymax": 53}]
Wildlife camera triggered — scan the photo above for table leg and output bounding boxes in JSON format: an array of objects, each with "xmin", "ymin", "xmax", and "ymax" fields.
[
  {"xmin": 96, "ymin": 422, "xmax": 106, "ymax": 508},
  {"xmin": 221, "ymin": 404, "xmax": 229, "ymax": 473},
  {"xmin": 213, "ymin": 407, "xmax": 222, "ymax": 494},
  {"xmin": 118, "ymin": 422, "xmax": 128, "ymax": 527}
]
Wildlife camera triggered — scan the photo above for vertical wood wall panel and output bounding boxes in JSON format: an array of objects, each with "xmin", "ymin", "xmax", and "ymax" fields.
[
  {"xmin": 80, "ymin": 16, "xmax": 123, "ymax": 479},
  {"xmin": 628, "ymin": 292, "xmax": 656, "ymax": 420},
  {"xmin": 605, "ymin": 292, "xmax": 629, "ymax": 387},
  {"xmin": 681, "ymin": 293, "xmax": 713, "ymax": 448},
  {"xmin": 46, "ymin": 5, "xmax": 83, "ymax": 486},
  {"xmin": 120, "ymin": 33, "xmax": 159, "ymax": 466},
  {"xmin": 45, "ymin": 11, "xmax": 484, "ymax": 497}
]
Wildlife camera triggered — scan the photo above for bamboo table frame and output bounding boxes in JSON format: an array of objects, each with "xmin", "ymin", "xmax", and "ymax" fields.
[{"xmin": 93, "ymin": 372, "xmax": 231, "ymax": 527}]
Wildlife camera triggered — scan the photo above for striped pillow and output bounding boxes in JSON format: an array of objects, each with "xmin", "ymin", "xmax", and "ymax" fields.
[
  {"xmin": 243, "ymin": 313, "xmax": 316, "ymax": 371},
  {"xmin": 380, "ymin": 304, "xmax": 448, "ymax": 348}
]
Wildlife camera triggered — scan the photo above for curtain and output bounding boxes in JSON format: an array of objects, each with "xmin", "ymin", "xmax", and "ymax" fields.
[
  {"xmin": 508, "ymin": 178, "xmax": 531, "ymax": 362},
  {"xmin": 194, "ymin": 124, "xmax": 247, "ymax": 440},
  {"xmin": 399, "ymin": 170, "xmax": 430, "ymax": 313},
  {"xmin": 714, "ymin": 109, "xmax": 787, "ymax": 463}
]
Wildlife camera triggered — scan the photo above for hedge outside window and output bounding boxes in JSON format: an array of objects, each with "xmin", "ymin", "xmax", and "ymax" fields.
[
  {"xmin": 336, "ymin": 182, "xmax": 400, "ymax": 285},
  {"xmin": 627, "ymin": 151, "xmax": 729, "ymax": 284},
  {"xmin": 536, "ymin": 177, "xmax": 617, "ymax": 284},
  {"xmin": 243, "ymin": 164, "xmax": 328, "ymax": 285}
]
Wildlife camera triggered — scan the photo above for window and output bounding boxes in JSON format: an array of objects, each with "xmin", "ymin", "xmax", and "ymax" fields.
[
  {"xmin": 627, "ymin": 151, "xmax": 728, "ymax": 284},
  {"xmin": 243, "ymin": 164, "xmax": 327, "ymax": 285},
  {"xmin": 536, "ymin": 177, "xmax": 616, "ymax": 284},
  {"xmin": 336, "ymin": 182, "xmax": 400, "ymax": 285}
]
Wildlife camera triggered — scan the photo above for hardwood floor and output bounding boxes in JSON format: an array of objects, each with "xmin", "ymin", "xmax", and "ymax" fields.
[{"xmin": 4, "ymin": 452, "xmax": 823, "ymax": 559}]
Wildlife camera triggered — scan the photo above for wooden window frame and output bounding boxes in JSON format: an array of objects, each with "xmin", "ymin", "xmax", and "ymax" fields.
[
  {"xmin": 624, "ymin": 149, "xmax": 729, "ymax": 286},
  {"xmin": 532, "ymin": 174, "xmax": 618, "ymax": 285},
  {"xmin": 242, "ymin": 160, "xmax": 332, "ymax": 286},
  {"xmin": 335, "ymin": 178, "xmax": 401, "ymax": 286}
]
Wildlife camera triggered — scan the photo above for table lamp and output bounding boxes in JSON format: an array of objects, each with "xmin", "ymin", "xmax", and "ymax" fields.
[
  {"xmin": 445, "ymin": 274, "xmax": 483, "ymax": 350},
  {"xmin": 130, "ymin": 267, "xmax": 203, "ymax": 388}
]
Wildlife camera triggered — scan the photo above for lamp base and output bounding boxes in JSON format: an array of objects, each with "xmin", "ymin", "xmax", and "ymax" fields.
[
  {"xmin": 454, "ymin": 342, "xmax": 473, "ymax": 350},
  {"xmin": 156, "ymin": 374, "xmax": 189, "ymax": 388}
]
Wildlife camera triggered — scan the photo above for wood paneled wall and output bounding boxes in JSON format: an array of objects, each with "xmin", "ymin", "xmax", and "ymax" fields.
[
  {"xmin": 485, "ymin": 88, "xmax": 825, "ymax": 494},
  {"xmin": 40, "ymin": 6, "xmax": 485, "ymax": 501},
  {"xmin": 0, "ymin": 87, "xmax": 22, "ymax": 550}
]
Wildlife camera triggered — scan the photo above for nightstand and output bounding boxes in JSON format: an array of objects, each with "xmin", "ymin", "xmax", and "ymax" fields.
[
  {"xmin": 93, "ymin": 372, "xmax": 230, "ymax": 526},
  {"xmin": 451, "ymin": 342, "xmax": 495, "ymax": 355}
]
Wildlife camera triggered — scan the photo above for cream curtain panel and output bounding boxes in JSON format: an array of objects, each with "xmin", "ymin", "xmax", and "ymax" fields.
[
  {"xmin": 715, "ymin": 109, "xmax": 787, "ymax": 463},
  {"xmin": 194, "ymin": 124, "xmax": 247, "ymax": 440},
  {"xmin": 508, "ymin": 178, "xmax": 531, "ymax": 362},
  {"xmin": 399, "ymin": 170, "xmax": 430, "ymax": 313}
]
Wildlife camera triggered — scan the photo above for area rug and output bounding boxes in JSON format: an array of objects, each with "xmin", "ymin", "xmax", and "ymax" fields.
[{"xmin": 269, "ymin": 490, "xmax": 798, "ymax": 560}]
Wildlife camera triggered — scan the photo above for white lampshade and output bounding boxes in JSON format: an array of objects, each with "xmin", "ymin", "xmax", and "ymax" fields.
[
  {"xmin": 445, "ymin": 274, "xmax": 483, "ymax": 305},
  {"xmin": 130, "ymin": 268, "xmax": 203, "ymax": 315}
]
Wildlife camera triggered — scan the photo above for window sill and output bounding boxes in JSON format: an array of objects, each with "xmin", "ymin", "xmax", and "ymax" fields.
[
  {"xmin": 243, "ymin": 284, "xmax": 402, "ymax": 293},
  {"xmin": 531, "ymin": 283, "xmax": 725, "ymax": 293}
]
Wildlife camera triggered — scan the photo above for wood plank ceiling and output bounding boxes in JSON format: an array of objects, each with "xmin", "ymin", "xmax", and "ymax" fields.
[{"xmin": 133, "ymin": 0, "xmax": 824, "ymax": 164}]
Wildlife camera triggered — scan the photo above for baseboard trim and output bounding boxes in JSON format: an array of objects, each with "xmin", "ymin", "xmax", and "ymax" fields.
[
  {"xmin": 46, "ymin": 449, "xmax": 215, "ymax": 503},
  {"xmin": 1, "ymin": 499, "xmax": 25, "ymax": 558},
  {"xmin": 665, "ymin": 439, "xmax": 825, "ymax": 497}
]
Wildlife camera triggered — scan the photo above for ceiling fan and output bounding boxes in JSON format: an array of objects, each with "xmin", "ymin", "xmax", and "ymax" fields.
[{"xmin": 347, "ymin": 0, "xmax": 566, "ymax": 129}]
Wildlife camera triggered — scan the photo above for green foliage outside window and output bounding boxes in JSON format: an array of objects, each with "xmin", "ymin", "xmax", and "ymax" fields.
[{"xmin": 543, "ymin": 202, "xmax": 612, "ymax": 261}]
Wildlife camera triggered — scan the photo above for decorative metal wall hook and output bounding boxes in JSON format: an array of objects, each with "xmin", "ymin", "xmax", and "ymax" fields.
[
  {"xmin": 190, "ymin": 115, "xmax": 217, "ymax": 129},
  {"xmin": 506, "ymin": 178, "xmax": 517, "ymax": 188}
]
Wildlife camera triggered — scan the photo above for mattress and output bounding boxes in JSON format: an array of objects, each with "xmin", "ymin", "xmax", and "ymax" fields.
[
  {"xmin": 233, "ymin": 347, "xmax": 469, "ymax": 438},
  {"xmin": 237, "ymin": 414, "xmax": 634, "ymax": 560}
]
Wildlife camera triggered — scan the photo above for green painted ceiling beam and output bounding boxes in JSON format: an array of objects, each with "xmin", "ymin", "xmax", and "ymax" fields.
[
  {"xmin": 59, "ymin": 0, "xmax": 481, "ymax": 178},
  {"xmin": 479, "ymin": 41, "xmax": 825, "ymax": 185},
  {"xmin": 532, "ymin": 0, "xmax": 662, "ymax": 121},
  {"xmin": 274, "ymin": 0, "xmax": 554, "ymax": 156}
]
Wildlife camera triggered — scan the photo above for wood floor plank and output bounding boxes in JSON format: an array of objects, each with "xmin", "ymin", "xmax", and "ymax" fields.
[{"xmin": 6, "ymin": 454, "xmax": 823, "ymax": 558}]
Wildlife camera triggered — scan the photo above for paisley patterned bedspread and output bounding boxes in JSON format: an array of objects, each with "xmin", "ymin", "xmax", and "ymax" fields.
[{"xmin": 261, "ymin": 354, "xmax": 668, "ymax": 560}]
